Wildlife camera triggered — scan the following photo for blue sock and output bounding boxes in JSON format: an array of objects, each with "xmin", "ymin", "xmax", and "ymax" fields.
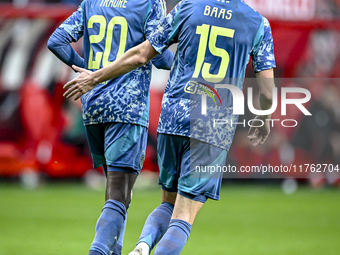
[
  {"xmin": 154, "ymin": 219, "xmax": 192, "ymax": 255},
  {"xmin": 112, "ymin": 210, "xmax": 128, "ymax": 255},
  {"xmin": 138, "ymin": 202, "xmax": 174, "ymax": 250},
  {"xmin": 89, "ymin": 199, "xmax": 127, "ymax": 255}
]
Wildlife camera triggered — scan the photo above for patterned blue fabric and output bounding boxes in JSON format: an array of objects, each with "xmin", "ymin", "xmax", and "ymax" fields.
[
  {"xmin": 57, "ymin": 0, "xmax": 168, "ymax": 127},
  {"xmin": 138, "ymin": 202, "xmax": 174, "ymax": 250},
  {"xmin": 252, "ymin": 17, "xmax": 276, "ymax": 72},
  {"xmin": 89, "ymin": 199, "xmax": 126, "ymax": 255},
  {"xmin": 148, "ymin": 0, "xmax": 276, "ymax": 151},
  {"xmin": 154, "ymin": 219, "xmax": 192, "ymax": 255},
  {"xmin": 157, "ymin": 134, "xmax": 227, "ymax": 202},
  {"xmin": 85, "ymin": 122, "xmax": 148, "ymax": 173}
]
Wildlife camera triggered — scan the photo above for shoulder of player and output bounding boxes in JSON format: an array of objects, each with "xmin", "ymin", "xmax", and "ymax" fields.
[
  {"xmin": 170, "ymin": 0, "xmax": 190, "ymax": 14},
  {"xmin": 238, "ymin": 1, "xmax": 271, "ymax": 28},
  {"xmin": 80, "ymin": 0, "xmax": 93, "ymax": 11},
  {"xmin": 239, "ymin": 0, "xmax": 265, "ymax": 19}
]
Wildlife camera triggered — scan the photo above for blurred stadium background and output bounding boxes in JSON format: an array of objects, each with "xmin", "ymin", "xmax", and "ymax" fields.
[{"xmin": 0, "ymin": 0, "xmax": 339, "ymax": 254}]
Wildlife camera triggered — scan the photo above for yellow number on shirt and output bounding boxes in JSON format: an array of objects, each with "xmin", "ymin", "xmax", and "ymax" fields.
[
  {"xmin": 88, "ymin": 15, "xmax": 128, "ymax": 69},
  {"xmin": 193, "ymin": 24, "xmax": 235, "ymax": 83},
  {"xmin": 88, "ymin": 15, "xmax": 106, "ymax": 70},
  {"xmin": 102, "ymin": 16, "xmax": 128, "ymax": 67}
]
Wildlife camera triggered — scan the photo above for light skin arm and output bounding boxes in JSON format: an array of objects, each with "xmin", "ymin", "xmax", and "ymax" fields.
[
  {"xmin": 63, "ymin": 40, "xmax": 159, "ymax": 100},
  {"xmin": 247, "ymin": 68, "xmax": 275, "ymax": 147}
]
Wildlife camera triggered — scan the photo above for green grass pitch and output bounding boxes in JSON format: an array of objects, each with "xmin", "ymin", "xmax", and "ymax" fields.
[{"xmin": 0, "ymin": 182, "xmax": 339, "ymax": 255}]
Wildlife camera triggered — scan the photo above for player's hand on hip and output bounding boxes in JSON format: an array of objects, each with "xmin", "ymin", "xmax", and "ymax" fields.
[
  {"xmin": 247, "ymin": 115, "xmax": 270, "ymax": 147},
  {"xmin": 63, "ymin": 65, "xmax": 97, "ymax": 100}
]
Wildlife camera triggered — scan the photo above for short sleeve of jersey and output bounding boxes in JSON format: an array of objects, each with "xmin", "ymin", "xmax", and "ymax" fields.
[
  {"xmin": 144, "ymin": 0, "xmax": 167, "ymax": 38},
  {"xmin": 59, "ymin": 1, "xmax": 85, "ymax": 42},
  {"xmin": 147, "ymin": 0, "xmax": 185, "ymax": 54},
  {"xmin": 251, "ymin": 17, "xmax": 276, "ymax": 72}
]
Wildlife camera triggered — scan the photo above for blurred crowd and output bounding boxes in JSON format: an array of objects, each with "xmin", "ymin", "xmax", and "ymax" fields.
[
  {"xmin": 1, "ymin": 0, "xmax": 340, "ymax": 19},
  {"xmin": 2, "ymin": 0, "xmax": 340, "ymax": 20},
  {"xmin": 228, "ymin": 81, "xmax": 340, "ymax": 185}
]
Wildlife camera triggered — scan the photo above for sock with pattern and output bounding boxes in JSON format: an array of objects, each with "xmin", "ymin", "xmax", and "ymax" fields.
[
  {"xmin": 137, "ymin": 202, "xmax": 174, "ymax": 253},
  {"xmin": 153, "ymin": 219, "xmax": 192, "ymax": 255},
  {"xmin": 89, "ymin": 199, "xmax": 126, "ymax": 255}
]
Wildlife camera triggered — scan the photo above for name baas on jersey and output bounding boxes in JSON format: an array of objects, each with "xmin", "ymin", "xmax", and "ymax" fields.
[
  {"xmin": 148, "ymin": 0, "xmax": 276, "ymax": 151},
  {"xmin": 56, "ymin": 0, "xmax": 167, "ymax": 127}
]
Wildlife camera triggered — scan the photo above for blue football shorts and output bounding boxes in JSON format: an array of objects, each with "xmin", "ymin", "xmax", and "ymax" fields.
[
  {"xmin": 85, "ymin": 122, "xmax": 148, "ymax": 175},
  {"xmin": 157, "ymin": 133, "xmax": 228, "ymax": 203}
]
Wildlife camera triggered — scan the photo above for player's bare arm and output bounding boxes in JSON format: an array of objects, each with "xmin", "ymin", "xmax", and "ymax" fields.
[
  {"xmin": 63, "ymin": 40, "xmax": 159, "ymax": 100},
  {"xmin": 247, "ymin": 68, "xmax": 275, "ymax": 147}
]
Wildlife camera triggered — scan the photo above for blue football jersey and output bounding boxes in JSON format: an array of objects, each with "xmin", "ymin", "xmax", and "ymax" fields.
[
  {"xmin": 58, "ymin": 0, "xmax": 167, "ymax": 127},
  {"xmin": 148, "ymin": 0, "xmax": 276, "ymax": 151}
]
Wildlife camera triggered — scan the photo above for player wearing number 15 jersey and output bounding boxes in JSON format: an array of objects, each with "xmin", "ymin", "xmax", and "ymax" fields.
[
  {"xmin": 48, "ymin": 0, "xmax": 174, "ymax": 255},
  {"xmin": 61, "ymin": 0, "xmax": 276, "ymax": 254}
]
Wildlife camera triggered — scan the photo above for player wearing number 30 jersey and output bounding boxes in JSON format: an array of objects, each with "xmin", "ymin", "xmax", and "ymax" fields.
[
  {"xmin": 61, "ymin": 0, "xmax": 276, "ymax": 254},
  {"xmin": 48, "ymin": 0, "xmax": 173, "ymax": 255}
]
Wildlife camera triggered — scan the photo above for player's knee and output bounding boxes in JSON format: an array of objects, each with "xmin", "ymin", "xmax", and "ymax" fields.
[
  {"xmin": 106, "ymin": 169, "xmax": 136, "ymax": 209},
  {"xmin": 122, "ymin": 193, "xmax": 132, "ymax": 209},
  {"xmin": 162, "ymin": 190, "xmax": 177, "ymax": 205},
  {"xmin": 106, "ymin": 188, "xmax": 131, "ymax": 209}
]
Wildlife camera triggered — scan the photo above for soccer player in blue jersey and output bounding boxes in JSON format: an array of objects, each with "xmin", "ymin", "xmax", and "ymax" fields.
[
  {"xmin": 62, "ymin": 0, "xmax": 276, "ymax": 254},
  {"xmin": 47, "ymin": 0, "xmax": 174, "ymax": 255}
]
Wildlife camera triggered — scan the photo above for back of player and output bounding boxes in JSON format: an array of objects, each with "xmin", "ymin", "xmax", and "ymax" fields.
[
  {"xmin": 153, "ymin": 0, "xmax": 275, "ymax": 151},
  {"xmin": 60, "ymin": 0, "xmax": 167, "ymax": 128},
  {"xmin": 82, "ymin": 0, "xmax": 158, "ymax": 71},
  {"xmin": 133, "ymin": 0, "xmax": 276, "ymax": 254},
  {"xmin": 48, "ymin": 1, "xmax": 172, "ymax": 255}
]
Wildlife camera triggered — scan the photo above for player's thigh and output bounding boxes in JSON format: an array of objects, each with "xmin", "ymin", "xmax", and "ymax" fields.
[
  {"xmin": 85, "ymin": 123, "xmax": 106, "ymax": 168},
  {"xmin": 85, "ymin": 122, "xmax": 148, "ymax": 175},
  {"xmin": 171, "ymin": 193, "xmax": 204, "ymax": 225},
  {"xmin": 104, "ymin": 122, "xmax": 147, "ymax": 173},
  {"xmin": 157, "ymin": 133, "xmax": 190, "ymax": 193},
  {"xmin": 106, "ymin": 170, "xmax": 137, "ymax": 208},
  {"xmin": 177, "ymin": 138, "xmax": 227, "ymax": 203}
]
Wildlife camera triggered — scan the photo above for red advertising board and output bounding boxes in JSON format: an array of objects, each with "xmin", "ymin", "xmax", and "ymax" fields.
[{"xmin": 245, "ymin": 0, "xmax": 316, "ymax": 20}]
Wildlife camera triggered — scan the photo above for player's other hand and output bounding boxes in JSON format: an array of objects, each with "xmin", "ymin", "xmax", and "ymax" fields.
[
  {"xmin": 247, "ymin": 115, "xmax": 270, "ymax": 147},
  {"xmin": 63, "ymin": 65, "xmax": 97, "ymax": 100}
]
